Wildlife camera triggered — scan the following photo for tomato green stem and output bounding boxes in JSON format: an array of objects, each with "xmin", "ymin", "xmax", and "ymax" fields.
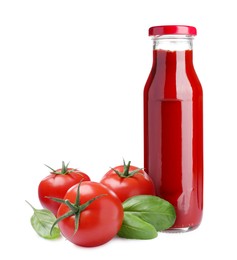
[
  {"xmin": 65, "ymin": 200, "xmax": 79, "ymax": 213},
  {"xmin": 61, "ymin": 161, "xmax": 70, "ymax": 174},
  {"xmin": 45, "ymin": 161, "xmax": 72, "ymax": 175},
  {"xmin": 48, "ymin": 180, "xmax": 107, "ymax": 235},
  {"xmin": 124, "ymin": 160, "xmax": 131, "ymax": 176},
  {"xmin": 112, "ymin": 159, "xmax": 143, "ymax": 178}
]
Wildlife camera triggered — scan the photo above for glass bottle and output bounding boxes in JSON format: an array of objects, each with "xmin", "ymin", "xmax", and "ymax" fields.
[{"xmin": 144, "ymin": 25, "xmax": 203, "ymax": 231}]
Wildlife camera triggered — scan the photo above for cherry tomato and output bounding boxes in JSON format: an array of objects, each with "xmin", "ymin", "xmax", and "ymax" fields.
[
  {"xmin": 38, "ymin": 162, "xmax": 90, "ymax": 215},
  {"xmin": 54, "ymin": 181, "xmax": 124, "ymax": 247},
  {"xmin": 100, "ymin": 160, "xmax": 156, "ymax": 202}
]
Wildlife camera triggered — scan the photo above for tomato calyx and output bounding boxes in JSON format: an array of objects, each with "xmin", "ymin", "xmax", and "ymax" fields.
[
  {"xmin": 45, "ymin": 161, "xmax": 76, "ymax": 175},
  {"xmin": 48, "ymin": 181, "xmax": 106, "ymax": 235},
  {"xmin": 112, "ymin": 159, "xmax": 143, "ymax": 178}
]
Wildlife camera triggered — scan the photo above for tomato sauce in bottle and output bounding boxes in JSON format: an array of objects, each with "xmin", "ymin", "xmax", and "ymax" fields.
[{"xmin": 144, "ymin": 25, "xmax": 203, "ymax": 231}]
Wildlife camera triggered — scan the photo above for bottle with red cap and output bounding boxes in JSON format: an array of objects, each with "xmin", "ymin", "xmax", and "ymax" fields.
[{"xmin": 144, "ymin": 25, "xmax": 203, "ymax": 231}]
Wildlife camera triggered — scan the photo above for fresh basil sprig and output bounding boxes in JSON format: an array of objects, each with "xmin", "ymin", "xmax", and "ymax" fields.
[
  {"xmin": 26, "ymin": 201, "xmax": 61, "ymax": 239},
  {"xmin": 118, "ymin": 195, "xmax": 176, "ymax": 239}
]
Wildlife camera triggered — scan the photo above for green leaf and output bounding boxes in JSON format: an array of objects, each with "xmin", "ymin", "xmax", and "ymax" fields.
[
  {"xmin": 117, "ymin": 213, "xmax": 157, "ymax": 239},
  {"xmin": 26, "ymin": 201, "xmax": 61, "ymax": 239},
  {"xmin": 122, "ymin": 195, "xmax": 176, "ymax": 231}
]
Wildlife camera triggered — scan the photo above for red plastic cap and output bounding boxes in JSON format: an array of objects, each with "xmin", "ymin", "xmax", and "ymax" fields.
[{"xmin": 149, "ymin": 25, "xmax": 197, "ymax": 36}]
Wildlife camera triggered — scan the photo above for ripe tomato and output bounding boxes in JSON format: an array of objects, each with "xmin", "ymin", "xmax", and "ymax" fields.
[
  {"xmin": 38, "ymin": 162, "xmax": 90, "ymax": 215},
  {"xmin": 54, "ymin": 181, "xmax": 124, "ymax": 247},
  {"xmin": 100, "ymin": 160, "xmax": 156, "ymax": 202}
]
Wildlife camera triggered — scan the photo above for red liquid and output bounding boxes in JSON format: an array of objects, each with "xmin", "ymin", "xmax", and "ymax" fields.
[{"xmin": 144, "ymin": 49, "xmax": 203, "ymax": 229}]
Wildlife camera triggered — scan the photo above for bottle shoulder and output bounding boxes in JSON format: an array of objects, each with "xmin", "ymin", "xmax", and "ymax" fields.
[{"xmin": 144, "ymin": 67, "xmax": 202, "ymax": 101}]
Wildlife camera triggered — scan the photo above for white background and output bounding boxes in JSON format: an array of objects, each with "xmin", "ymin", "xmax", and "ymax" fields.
[{"xmin": 0, "ymin": 0, "xmax": 236, "ymax": 259}]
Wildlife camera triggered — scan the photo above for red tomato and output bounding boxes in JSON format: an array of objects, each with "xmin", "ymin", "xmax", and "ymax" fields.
[
  {"xmin": 56, "ymin": 181, "xmax": 124, "ymax": 247},
  {"xmin": 100, "ymin": 160, "xmax": 156, "ymax": 202},
  {"xmin": 38, "ymin": 162, "xmax": 90, "ymax": 215}
]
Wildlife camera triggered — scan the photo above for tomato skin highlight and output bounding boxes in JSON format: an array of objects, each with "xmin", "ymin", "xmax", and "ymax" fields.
[
  {"xmin": 100, "ymin": 164, "xmax": 156, "ymax": 202},
  {"xmin": 57, "ymin": 181, "xmax": 124, "ymax": 247},
  {"xmin": 38, "ymin": 168, "xmax": 90, "ymax": 215}
]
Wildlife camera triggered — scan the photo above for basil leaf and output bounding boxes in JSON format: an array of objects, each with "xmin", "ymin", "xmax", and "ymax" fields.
[
  {"xmin": 122, "ymin": 195, "xmax": 176, "ymax": 231},
  {"xmin": 117, "ymin": 213, "xmax": 157, "ymax": 239},
  {"xmin": 26, "ymin": 201, "xmax": 60, "ymax": 239}
]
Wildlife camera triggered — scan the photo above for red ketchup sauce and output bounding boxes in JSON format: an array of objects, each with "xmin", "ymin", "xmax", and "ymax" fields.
[{"xmin": 144, "ymin": 48, "xmax": 203, "ymax": 230}]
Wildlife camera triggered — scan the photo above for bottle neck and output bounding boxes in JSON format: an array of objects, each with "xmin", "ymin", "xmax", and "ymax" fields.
[
  {"xmin": 151, "ymin": 35, "xmax": 194, "ymax": 66},
  {"xmin": 152, "ymin": 35, "xmax": 193, "ymax": 51}
]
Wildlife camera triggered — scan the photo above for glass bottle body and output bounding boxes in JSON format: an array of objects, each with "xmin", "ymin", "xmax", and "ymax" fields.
[{"xmin": 144, "ymin": 35, "xmax": 203, "ymax": 231}]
